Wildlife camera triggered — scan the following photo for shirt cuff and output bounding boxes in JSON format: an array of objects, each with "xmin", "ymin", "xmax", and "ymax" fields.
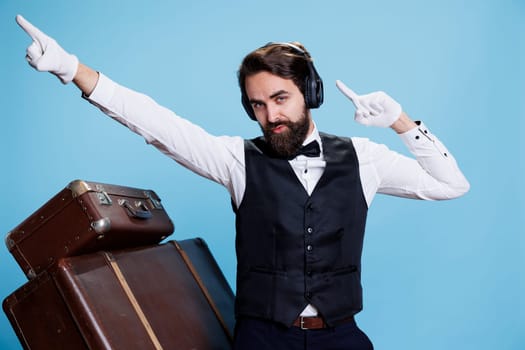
[
  {"xmin": 81, "ymin": 72, "xmax": 116, "ymax": 107},
  {"xmin": 398, "ymin": 121, "xmax": 437, "ymax": 153}
]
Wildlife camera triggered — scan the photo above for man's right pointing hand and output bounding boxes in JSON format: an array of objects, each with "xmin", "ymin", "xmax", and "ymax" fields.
[{"xmin": 16, "ymin": 15, "xmax": 78, "ymax": 84}]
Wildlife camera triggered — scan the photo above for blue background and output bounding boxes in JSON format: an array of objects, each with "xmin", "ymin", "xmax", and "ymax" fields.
[{"xmin": 1, "ymin": 1, "xmax": 523, "ymax": 349}]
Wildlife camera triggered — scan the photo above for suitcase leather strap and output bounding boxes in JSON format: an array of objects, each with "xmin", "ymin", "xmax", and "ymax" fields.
[
  {"xmin": 171, "ymin": 241, "xmax": 234, "ymax": 342},
  {"xmin": 103, "ymin": 252, "xmax": 164, "ymax": 350}
]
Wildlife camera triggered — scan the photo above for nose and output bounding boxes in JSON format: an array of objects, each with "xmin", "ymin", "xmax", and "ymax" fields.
[{"xmin": 266, "ymin": 103, "xmax": 281, "ymax": 124}]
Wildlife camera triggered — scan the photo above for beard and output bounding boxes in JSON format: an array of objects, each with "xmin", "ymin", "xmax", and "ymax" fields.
[{"xmin": 260, "ymin": 108, "xmax": 310, "ymax": 158}]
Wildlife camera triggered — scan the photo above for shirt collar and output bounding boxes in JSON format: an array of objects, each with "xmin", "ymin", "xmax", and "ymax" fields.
[
  {"xmin": 303, "ymin": 122, "xmax": 321, "ymax": 146},
  {"xmin": 301, "ymin": 122, "xmax": 323, "ymax": 155}
]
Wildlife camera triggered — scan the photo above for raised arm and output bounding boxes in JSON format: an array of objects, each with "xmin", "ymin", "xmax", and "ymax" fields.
[
  {"xmin": 16, "ymin": 15, "xmax": 247, "ymax": 204},
  {"xmin": 335, "ymin": 79, "xmax": 470, "ymax": 200}
]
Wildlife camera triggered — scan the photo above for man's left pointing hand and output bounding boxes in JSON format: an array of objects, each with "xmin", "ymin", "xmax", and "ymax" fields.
[{"xmin": 336, "ymin": 80, "xmax": 402, "ymax": 128}]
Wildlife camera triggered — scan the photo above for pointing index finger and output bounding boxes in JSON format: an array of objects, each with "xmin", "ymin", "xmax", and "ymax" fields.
[
  {"xmin": 16, "ymin": 15, "xmax": 44, "ymax": 43},
  {"xmin": 336, "ymin": 80, "xmax": 362, "ymax": 109}
]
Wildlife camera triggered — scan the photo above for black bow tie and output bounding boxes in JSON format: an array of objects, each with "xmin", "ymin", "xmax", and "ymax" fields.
[{"xmin": 294, "ymin": 140, "xmax": 321, "ymax": 158}]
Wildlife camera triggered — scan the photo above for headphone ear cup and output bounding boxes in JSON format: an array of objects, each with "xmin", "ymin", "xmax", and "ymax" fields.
[
  {"xmin": 304, "ymin": 76, "xmax": 314, "ymax": 108},
  {"xmin": 313, "ymin": 76, "xmax": 324, "ymax": 107},
  {"xmin": 305, "ymin": 70, "xmax": 324, "ymax": 109}
]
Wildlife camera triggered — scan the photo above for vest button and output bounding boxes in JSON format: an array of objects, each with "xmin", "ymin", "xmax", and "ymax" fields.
[
  {"xmin": 306, "ymin": 245, "xmax": 313, "ymax": 252},
  {"xmin": 306, "ymin": 227, "xmax": 313, "ymax": 234},
  {"xmin": 306, "ymin": 270, "xmax": 312, "ymax": 276}
]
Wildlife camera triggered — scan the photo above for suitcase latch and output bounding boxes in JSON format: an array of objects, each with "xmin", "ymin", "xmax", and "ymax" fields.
[
  {"xmin": 145, "ymin": 191, "xmax": 163, "ymax": 209},
  {"xmin": 95, "ymin": 185, "xmax": 113, "ymax": 206}
]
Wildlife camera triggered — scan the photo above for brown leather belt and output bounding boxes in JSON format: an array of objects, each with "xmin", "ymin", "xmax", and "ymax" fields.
[
  {"xmin": 292, "ymin": 316, "xmax": 354, "ymax": 330},
  {"xmin": 293, "ymin": 316, "xmax": 326, "ymax": 330}
]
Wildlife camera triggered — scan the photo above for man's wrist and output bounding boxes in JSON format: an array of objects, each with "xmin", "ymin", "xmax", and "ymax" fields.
[
  {"xmin": 391, "ymin": 112, "xmax": 418, "ymax": 134},
  {"xmin": 73, "ymin": 63, "xmax": 99, "ymax": 96}
]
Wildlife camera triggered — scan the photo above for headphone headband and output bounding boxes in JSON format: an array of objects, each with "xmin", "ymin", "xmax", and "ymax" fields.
[{"xmin": 266, "ymin": 42, "xmax": 306, "ymax": 55}]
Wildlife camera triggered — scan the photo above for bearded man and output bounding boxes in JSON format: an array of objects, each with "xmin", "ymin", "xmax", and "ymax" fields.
[{"xmin": 16, "ymin": 15, "xmax": 469, "ymax": 349}]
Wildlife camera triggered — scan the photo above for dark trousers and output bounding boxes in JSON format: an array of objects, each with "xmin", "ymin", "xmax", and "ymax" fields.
[{"xmin": 233, "ymin": 317, "xmax": 374, "ymax": 350}]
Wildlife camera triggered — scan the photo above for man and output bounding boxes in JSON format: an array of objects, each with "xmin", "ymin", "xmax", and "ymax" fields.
[{"xmin": 16, "ymin": 15, "xmax": 469, "ymax": 350}]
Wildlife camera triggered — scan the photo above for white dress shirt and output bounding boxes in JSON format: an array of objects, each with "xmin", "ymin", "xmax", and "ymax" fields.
[{"xmin": 85, "ymin": 73, "xmax": 470, "ymax": 317}]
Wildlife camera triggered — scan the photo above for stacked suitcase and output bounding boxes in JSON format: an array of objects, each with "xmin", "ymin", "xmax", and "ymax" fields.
[{"xmin": 3, "ymin": 180, "xmax": 235, "ymax": 350}]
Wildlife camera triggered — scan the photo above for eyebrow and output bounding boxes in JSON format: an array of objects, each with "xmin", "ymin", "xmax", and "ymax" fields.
[
  {"xmin": 269, "ymin": 90, "xmax": 289, "ymax": 99},
  {"xmin": 249, "ymin": 90, "xmax": 289, "ymax": 104}
]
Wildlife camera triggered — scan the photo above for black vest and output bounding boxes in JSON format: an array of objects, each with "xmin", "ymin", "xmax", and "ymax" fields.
[{"xmin": 233, "ymin": 132, "xmax": 368, "ymax": 327}]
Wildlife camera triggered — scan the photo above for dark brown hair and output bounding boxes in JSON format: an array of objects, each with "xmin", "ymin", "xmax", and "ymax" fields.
[{"xmin": 238, "ymin": 42, "xmax": 312, "ymax": 98}]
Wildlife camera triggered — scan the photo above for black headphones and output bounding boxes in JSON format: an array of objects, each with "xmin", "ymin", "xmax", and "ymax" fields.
[{"xmin": 241, "ymin": 42, "xmax": 324, "ymax": 121}]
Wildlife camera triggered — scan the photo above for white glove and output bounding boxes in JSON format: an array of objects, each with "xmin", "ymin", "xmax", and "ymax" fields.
[
  {"xmin": 16, "ymin": 15, "xmax": 79, "ymax": 84},
  {"xmin": 336, "ymin": 80, "xmax": 402, "ymax": 128}
]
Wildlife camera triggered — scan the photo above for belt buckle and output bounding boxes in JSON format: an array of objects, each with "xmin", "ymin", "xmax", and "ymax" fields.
[{"xmin": 300, "ymin": 316, "xmax": 308, "ymax": 330}]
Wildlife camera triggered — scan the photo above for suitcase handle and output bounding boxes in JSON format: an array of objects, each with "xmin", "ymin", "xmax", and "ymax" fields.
[{"xmin": 118, "ymin": 199, "xmax": 153, "ymax": 220}]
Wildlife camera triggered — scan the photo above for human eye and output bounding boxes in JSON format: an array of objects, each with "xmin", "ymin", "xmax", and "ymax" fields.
[
  {"xmin": 275, "ymin": 95, "xmax": 288, "ymax": 104},
  {"xmin": 252, "ymin": 101, "xmax": 263, "ymax": 109}
]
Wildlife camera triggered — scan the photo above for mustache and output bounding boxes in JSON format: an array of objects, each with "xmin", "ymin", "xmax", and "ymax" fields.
[{"xmin": 266, "ymin": 120, "xmax": 292, "ymax": 130}]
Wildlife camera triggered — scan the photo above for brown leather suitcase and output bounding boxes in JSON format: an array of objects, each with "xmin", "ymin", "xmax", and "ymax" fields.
[
  {"xmin": 2, "ymin": 269, "xmax": 89, "ymax": 349},
  {"xmin": 177, "ymin": 238, "xmax": 235, "ymax": 335},
  {"xmin": 6, "ymin": 180, "xmax": 175, "ymax": 279},
  {"xmin": 3, "ymin": 239, "xmax": 234, "ymax": 350}
]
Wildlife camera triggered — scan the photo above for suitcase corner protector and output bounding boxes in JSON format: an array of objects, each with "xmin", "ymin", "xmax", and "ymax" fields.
[
  {"xmin": 91, "ymin": 217, "xmax": 112, "ymax": 235},
  {"xmin": 5, "ymin": 233, "xmax": 15, "ymax": 250},
  {"xmin": 67, "ymin": 179, "xmax": 93, "ymax": 197}
]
